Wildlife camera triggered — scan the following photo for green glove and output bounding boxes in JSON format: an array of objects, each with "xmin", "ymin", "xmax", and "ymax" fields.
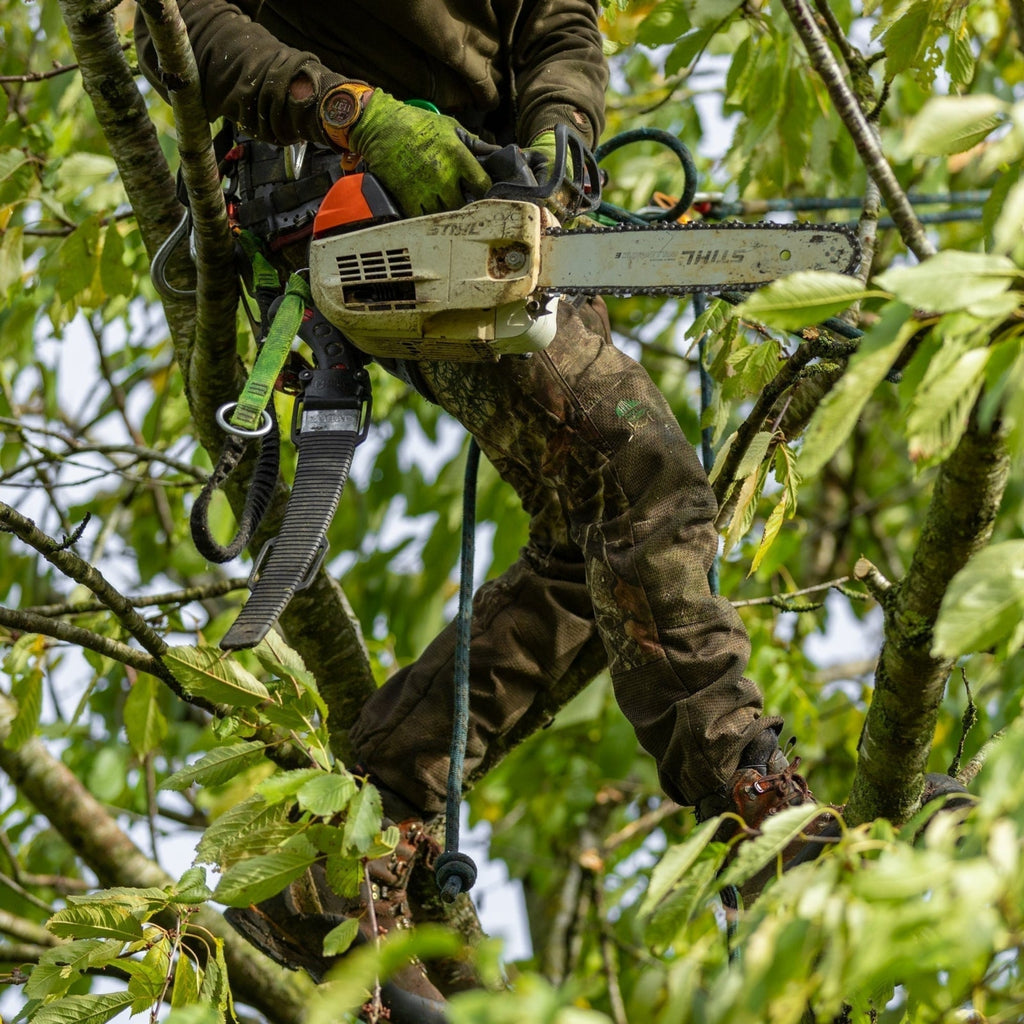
[
  {"xmin": 348, "ymin": 90, "xmax": 493, "ymax": 216},
  {"xmin": 525, "ymin": 129, "xmax": 579, "ymax": 220}
]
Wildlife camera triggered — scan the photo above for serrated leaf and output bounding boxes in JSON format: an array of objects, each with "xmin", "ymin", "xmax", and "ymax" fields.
[
  {"xmin": 124, "ymin": 675, "xmax": 167, "ymax": 757},
  {"xmin": 160, "ymin": 741, "xmax": 268, "ymax": 791},
  {"xmin": 907, "ymin": 346, "xmax": 990, "ymax": 465},
  {"xmin": 639, "ymin": 818, "xmax": 722, "ymax": 919},
  {"xmin": 750, "ymin": 498, "xmax": 788, "ymax": 574},
  {"xmin": 212, "ymin": 842, "xmax": 319, "ymax": 907},
  {"xmin": 323, "ymin": 918, "xmax": 361, "ymax": 957},
  {"xmin": 881, "ymin": 1, "xmax": 929, "ymax": 76},
  {"xmin": 198, "ymin": 937, "xmax": 230, "ymax": 1019},
  {"xmin": 27, "ymin": 991, "xmax": 135, "ymax": 1024},
  {"xmin": 298, "ymin": 771, "xmax": 358, "ymax": 816},
  {"xmin": 164, "ymin": 1007, "xmax": 221, "ymax": 1024},
  {"xmin": 897, "ymin": 94, "xmax": 1008, "ymax": 157},
  {"xmin": 6, "ymin": 655, "xmax": 43, "ymax": 751},
  {"xmin": 170, "ymin": 957, "xmax": 202, "ymax": 1008},
  {"xmin": 735, "ymin": 272, "xmax": 875, "ymax": 331},
  {"xmin": 875, "ymin": 251, "xmax": 1020, "ymax": 314},
  {"xmin": 326, "ymin": 852, "xmax": 364, "ymax": 898},
  {"xmin": 717, "ymin": 803, "xmax": 830, "ymax": 891},
  {"xmin": 799, "ymin": 303, "xmax": 917, "ymax": 476},
  {"xmin": 258, "ymin": 767, "xmax": 328, "ymax": 805},
  {"xmin": 164, "ymin": 645, "xmax": 272, "ymax": 708},
  {"xmin": 169, "ymin": 866, "xmax": 213, "ymax": 906},
  {"xmin": 26, "ymin": 940, "xmax": 123, "ymax": 999},
  {"xmin": 342, "ymin": 785, "xmax": 383, "ymax": 854},
  {"xmin": 933, "ymin": 541, "xmax": 1024, "ymax": 657},
  {"xmin": 47, "ymin": 903, "xmax": 144, "ymax": 943},
  {"xmin": 195, "ymin": 795, "xmax": 294, "ymax": 866}
]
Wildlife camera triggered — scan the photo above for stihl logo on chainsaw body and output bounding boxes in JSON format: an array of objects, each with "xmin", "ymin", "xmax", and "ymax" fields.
[{"xmin": 614, "ymin": 248, "xmax": 747, "ymax": 265}]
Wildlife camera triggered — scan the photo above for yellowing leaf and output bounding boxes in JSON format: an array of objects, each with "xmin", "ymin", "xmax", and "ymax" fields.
[{"xmin": 164, "ymin": 645, "xmax": 271, "ymax": 707}]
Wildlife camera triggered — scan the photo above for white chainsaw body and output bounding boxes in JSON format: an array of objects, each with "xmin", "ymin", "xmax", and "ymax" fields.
[{"xmin": 309, "ymin": 199, "xmax": 560, "ymax": 362}]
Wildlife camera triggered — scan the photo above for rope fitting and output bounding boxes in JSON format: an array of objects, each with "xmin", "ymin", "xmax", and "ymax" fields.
[{"xmin": 435, "ymin": 851, "xmax": 478, "ymax": 903}]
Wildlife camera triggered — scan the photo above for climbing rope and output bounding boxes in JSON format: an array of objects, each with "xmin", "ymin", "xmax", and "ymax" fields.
[{"xmin": 434, "ymin": 438, "xmax": 481, "ymax": 903}]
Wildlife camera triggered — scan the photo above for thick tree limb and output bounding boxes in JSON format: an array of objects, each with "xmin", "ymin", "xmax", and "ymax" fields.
[
  {"xmin": 778, "ymin": 0, "xmax": 936, "ymax": 262},
  {"xmin": 0, "ymin": 690, "xmax": 313, "ymax": 1022},
  {"xmin": 56, "ymin": 0, "xmax": 196, "ymax": 348},
  {"xmin": 844, "ymin": 415, "xmax": 1009, "ymax": 825},
  {"xmin": 133, "ymin": 0, "xmax": 239, "ymax": 425}
]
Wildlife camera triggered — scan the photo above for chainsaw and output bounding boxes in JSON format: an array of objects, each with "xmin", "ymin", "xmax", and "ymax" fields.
[{"xmin": 217, "ymin": 126, "xmax": 860, "ymax": 649}]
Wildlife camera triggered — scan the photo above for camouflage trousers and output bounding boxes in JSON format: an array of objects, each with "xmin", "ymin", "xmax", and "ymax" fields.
[{"xmin": 349, "ymin": 296, "xmax": 770, "ymax": 811}]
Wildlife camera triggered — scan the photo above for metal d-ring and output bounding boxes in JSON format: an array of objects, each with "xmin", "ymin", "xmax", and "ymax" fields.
[{"xmin": 215, "ymin": 402, "xmax": 274, "ymax": 439}]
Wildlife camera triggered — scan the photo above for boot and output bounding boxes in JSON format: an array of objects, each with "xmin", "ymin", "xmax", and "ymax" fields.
[
  {"xmin": 697, "ymin": 725, "xmax": 836, "ymax": 905},
  {"xmin": 225, "ymin": 817, "xmax": 449, "ymax": 1024}
]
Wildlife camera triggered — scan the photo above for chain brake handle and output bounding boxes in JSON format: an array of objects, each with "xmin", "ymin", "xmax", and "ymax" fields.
[{"xmin": 482, "ymin": 123, "xmax": 602, "ymax": 218}]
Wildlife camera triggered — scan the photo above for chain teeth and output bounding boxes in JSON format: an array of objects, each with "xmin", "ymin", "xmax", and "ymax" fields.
[{"xmin": 543, "ymin": 218, "xmax": 861, "ymax": 298}]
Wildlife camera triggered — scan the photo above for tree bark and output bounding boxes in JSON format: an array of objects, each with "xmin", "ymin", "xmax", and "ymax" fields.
[{"xmin": 844, "ymin": 414, "xmax": 1009, "ymax": 825}]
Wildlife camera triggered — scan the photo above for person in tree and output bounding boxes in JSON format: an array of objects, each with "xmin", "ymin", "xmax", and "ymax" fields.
[{"xmin": 134, "ymin": 1, "xmax": 817, "ymax": 1017}]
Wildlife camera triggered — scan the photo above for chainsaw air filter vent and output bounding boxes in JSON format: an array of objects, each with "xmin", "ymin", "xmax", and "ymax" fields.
[{"xmin": 336, "ymin": 248, "xmax": 416, "ymax": 310}]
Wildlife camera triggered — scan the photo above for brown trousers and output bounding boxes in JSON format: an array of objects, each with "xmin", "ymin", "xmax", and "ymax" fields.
[{"xmin": 349, "ymin": 296, "xmax": 771, "ymax": 812}]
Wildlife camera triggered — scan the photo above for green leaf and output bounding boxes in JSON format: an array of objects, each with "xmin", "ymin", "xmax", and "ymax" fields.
[
  {"xmin": 323, "ymin": 917, "xmax": 361, "ymax": 957},
  {"xmin": 636, "ymin": 0, "xmax": 690, "ymax": 47},
  {"xmin": 881, "ymin": 1, "xmax": 929, "ymax": 76},
  {"xmin": 735, "ymin": 272, "xmax": 876, "ymax": 331},
  {"xmin": 897, "ymin": 94, "xmax": 1008, "ymax": 157},
  {"xmin": 639, "ymin": 818, "xmax": 722, "ymax": 919},
  {"xmin": 164, "ymin": 645, "xmax": 272, "ymax": 707},
  {"xmin": 198, "ymin": 937, "xmax": 231, "ymax": 1019},
  {"xmin": 124, "ymin": 674, "xmax": 168, "ymax": 757},
  {"xmin": 325, "ymin": 852, "xmax": 364, "ymax": 898},
  {"xmin": 168, "ymin": 866, "xmax": 213, "ymax": 906},
  {"xmin": 170, "ymin": 956, "xmax": 202, "ymax": 1008},
  {"xmin": 906, "ymin": 345, "xmax": 990, "ymax": 465},
  {"xmin": 717, "ymin": 803, "xmax": 831, "ymax": 891},
  {"xmin": 27, "ymin": 991, "xmax": 136, "ymax": 1024},
  {"xmin": 212, "ymin": 840, "xmax": 320, "ymax": 907},
  {"xmin": 933, "ymin": 541, "xmax": 1024, "ymax": 657},
  {"xmin": 160, "ymin": 741, "xmax": 268, "ymax": 791},
  {"xmin": 6, "ymin": 644, "xmax": 43, "ymax": 750},
  {"xmin": 875, "ymin": 251, "xmax": 1020, "ymax": 315},
  {"xmin": 194, "ymin": 795, "xmax": 295, "ymax": 866},
  {"xmin": 47, "ymin": 903, "xmax": 145, "ymax": 943},
  {"xmin": 799, "ymin": 303, "xmax": 918, "ymax": 476},
  {"xmin": 257, "ymin": 767, "xmax": 328, "ymax": 805},
  {"xmin": 298, "ymin": 771, "xmax": 358, "ymax": 817},
  {"xmin": 342, "ymin": 784, "xmax": 383, "ymax": 854},
  {"xmin": 25, "ymin": 940, "xmax": 123, "ymax": 999}
]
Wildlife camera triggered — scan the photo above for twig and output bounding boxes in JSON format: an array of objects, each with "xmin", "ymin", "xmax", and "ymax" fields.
[
  {"xmin": 853, "ymin": 557, "xmax": 893, "ymax": 603},
  {"xmin": 21, "ymin": 578, "xmax": 250, "ymax": 618},
  {"xmin": 731, "ymin": 575, "xmax": 854, "ymax": 608},
  {"xmin": 0, "ymin": 605, "xmax": 167, "ymax": 677},
  {"xmin": 957, "ymin": 728, "xmax": 1005, "ymax": 788}
]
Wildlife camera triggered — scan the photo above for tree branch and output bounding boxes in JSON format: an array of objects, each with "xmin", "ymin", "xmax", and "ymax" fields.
[
  {"xmin": 844, "ymin": 414, "xmax": 1010, "ymax": 825},
  {"xmin": 0, "ymin": 690, "xmax": 314, "ymax": 1022},
  {"xmin": 778, "ymin": 0, "xmax": 936, "ymax": 261}
]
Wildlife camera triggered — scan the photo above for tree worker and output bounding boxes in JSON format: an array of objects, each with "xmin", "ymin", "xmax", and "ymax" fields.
[{"xmin": 134, "ymin": 1, "xmax": 817, "ymax": 1017}]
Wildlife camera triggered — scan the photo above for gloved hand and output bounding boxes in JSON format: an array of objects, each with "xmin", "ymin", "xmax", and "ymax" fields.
[
  {"xmin": 524, "ymin": 128, "xmax": 581, "ymax": 221},
  {"xmin": 344, "ymin": 90, "xmax": 493, "ymax": 216}
]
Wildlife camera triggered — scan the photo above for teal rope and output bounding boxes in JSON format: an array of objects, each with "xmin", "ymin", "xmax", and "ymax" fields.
[{"xmin": 434, "ymin": 439, "xmax": 481, "ymax": 903}]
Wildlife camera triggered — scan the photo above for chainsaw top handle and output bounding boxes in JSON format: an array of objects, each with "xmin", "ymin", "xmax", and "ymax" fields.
[{"xmin": 482, "ymin": 123, "xmax": 602, "ymax": 218}]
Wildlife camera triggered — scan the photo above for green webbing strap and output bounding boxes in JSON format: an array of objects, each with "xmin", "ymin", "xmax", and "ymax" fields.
[
  {"xmin": 228, "ymin": 272, "xmax": 311, "ymax": 434},
  {"xmin": 235, "ymin": 229, "xmax": 280, "ymax": 293}
]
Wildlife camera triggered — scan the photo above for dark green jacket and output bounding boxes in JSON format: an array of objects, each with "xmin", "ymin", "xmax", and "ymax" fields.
[{"xmin": 135, "ymin": 0, "xmax": 608, "ymax": 150}]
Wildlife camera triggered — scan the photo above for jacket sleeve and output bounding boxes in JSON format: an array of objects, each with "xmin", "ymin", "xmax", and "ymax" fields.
[
  {"xmin": 510, "ymin": 0, "xmax": 608, "ymax": 148},
  {"xmin": 133, "ymin": 0, "xmax": 348, "ymax": 147}
]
